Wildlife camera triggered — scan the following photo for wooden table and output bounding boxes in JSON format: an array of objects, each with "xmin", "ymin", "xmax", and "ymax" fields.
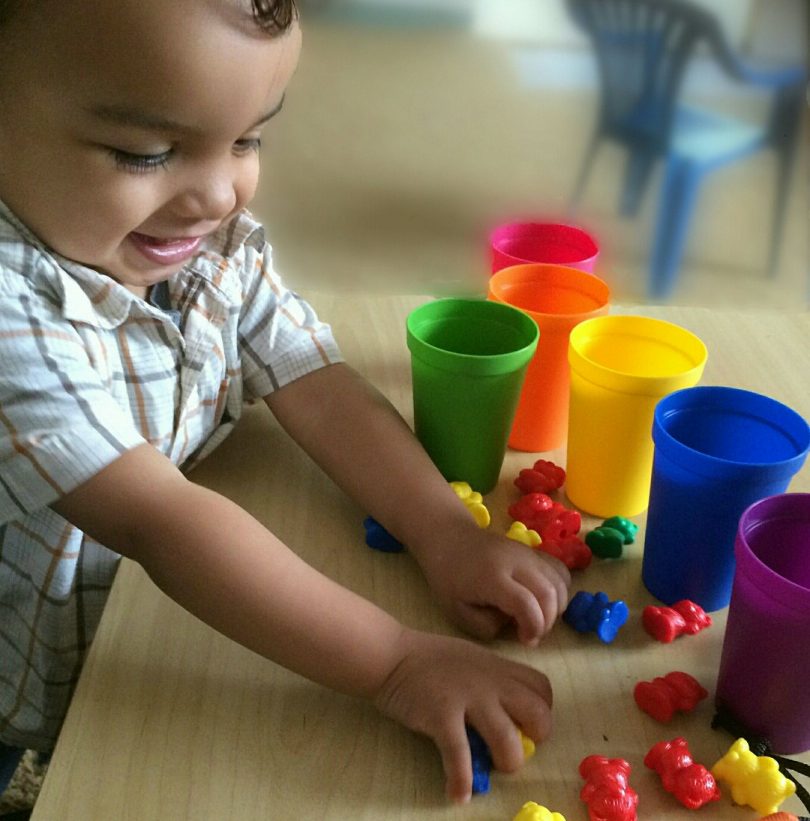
[{"xmin": 33, "ymin": 295, "xmax": 810, "ymax": 820}]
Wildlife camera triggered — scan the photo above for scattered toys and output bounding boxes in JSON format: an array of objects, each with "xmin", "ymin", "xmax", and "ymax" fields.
[
  {"xmin": 644, "ymin": 737, "xmax": 721, "ymax": 810},
  {"xmin": 450, "ymin": 481, "xmax": 491, "ymax": 528},
  {"xmin": 514, "ymin": 459, "xmax": 566, "ymax": 495},
  {"xmin": 506, "ymin": 520, "xmax": 542, "ymax": 549},
  {"xmin": 508, "ymin": 493, "xmax": 582, "ymax": 540},
  {"xmin": 563, "ymin": 591, "xmax": 628, "ymax": 643},
  {"xmin": 633, "ymin": 671, "xmax": 708, "ymax": 723},
  {"xmin": 512, "ymin": 801, "xmax": 567, "ymax": 821},
  {"xmin": 579, "ymin": 755, "xmax": 639, "ymax": 821},
  {"xmin": 508, "ymin": 493, "xmax": 590, "ymax": 570},
  {"xmin": 712, "ymin": 738, "xmax": 797, "ymax": 816},
  {"xmin": 642, "ymin": 600, "xmax": 712, "ymax": 643},
  {"xmin": 362, "ymin": 516, "xmax": 404, "ymax": 553}
]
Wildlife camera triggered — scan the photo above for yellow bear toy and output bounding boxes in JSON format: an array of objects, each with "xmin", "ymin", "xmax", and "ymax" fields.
[
  {"xmin": 712, "ymin": 738, "xmax": 796, "ymax": 816},
  {"xmin": 506, "ymin": 520, "xmax": 542, "ymax": 548},
  {"xmin": 512, "ymin": 801, "xmax": 566, "ymax": 821},
  {"xmin": 450, "ymin": 481, "xmax": 490, "ymax": 528}
]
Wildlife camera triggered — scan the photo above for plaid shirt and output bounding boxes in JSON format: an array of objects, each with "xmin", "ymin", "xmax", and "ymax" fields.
[{"xmin": 0, "ymin": 201, "xmax": 343, "ymax": 750}]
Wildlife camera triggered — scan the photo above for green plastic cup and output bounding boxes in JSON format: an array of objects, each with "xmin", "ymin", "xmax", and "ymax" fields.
[{"xmin": 406, "ymin": 298, "xmax": 539, "ymax": 493}]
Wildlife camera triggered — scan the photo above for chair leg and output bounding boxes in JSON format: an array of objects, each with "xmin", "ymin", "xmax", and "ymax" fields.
[
  {"xmin": 648, "ymin": 157, "xmax": 703, "ymax": 300},
  {"xmin": 568, "ymin": 131, "xmax": 601, "ymax": 219},
  {"xmin": 767, "ymin": 149, "xmax": 790, "ymax": 278},
  {"xmin": 767, "ymin": 91, "xmax": 802, "ymax": 278},
  {"xmin": 620, "ymin": 147, "xmax": 657, "ymax": 218}
]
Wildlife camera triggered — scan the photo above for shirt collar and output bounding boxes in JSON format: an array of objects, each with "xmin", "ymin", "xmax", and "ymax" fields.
[{"xmin": 0, "ymin": 199, "xmax": 261, "ymax": 329}]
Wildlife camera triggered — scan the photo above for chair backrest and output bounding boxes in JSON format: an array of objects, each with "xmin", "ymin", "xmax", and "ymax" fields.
[{"xmin": 566, "ymin": 0, "xmax": 722, "ymax": 151}]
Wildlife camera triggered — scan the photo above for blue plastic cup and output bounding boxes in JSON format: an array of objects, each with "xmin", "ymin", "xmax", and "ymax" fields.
[{"xmin": 641, "ymin": 386, "xmax": 810, "ymax": 611}]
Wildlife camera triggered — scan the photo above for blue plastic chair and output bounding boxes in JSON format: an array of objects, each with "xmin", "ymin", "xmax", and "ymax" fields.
[{"xmin": 565, "ymin": 0, "xmax": 806, "ymax": 298}]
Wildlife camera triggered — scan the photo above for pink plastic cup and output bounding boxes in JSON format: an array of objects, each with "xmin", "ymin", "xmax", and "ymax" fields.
[
  {"xmin": 490, "ymin": 222, "xmax": 600, "ymax": 274},
  {"xmin": 715, "ymin": 493, "xmax": 810, "ymax": 754}
]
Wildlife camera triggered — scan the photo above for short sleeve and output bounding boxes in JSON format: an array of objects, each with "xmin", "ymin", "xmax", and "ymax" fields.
[
  {"xmin": 0, "ymin": 285, "xmax": 146, "ymax": 524},
  {"xmin": 236, "ymin": 241, "xmax": 343, "ymax": 399}
]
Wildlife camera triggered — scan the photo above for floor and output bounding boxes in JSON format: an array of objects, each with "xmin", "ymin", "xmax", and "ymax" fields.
[{"xmin": 250, "ymin": 18, "xmax": 808, "ymax": 310}]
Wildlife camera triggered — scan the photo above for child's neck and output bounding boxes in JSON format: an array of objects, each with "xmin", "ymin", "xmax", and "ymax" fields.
[{"xmin": 124, "ymin": 284, "xmax": 149, "ymax": 300}]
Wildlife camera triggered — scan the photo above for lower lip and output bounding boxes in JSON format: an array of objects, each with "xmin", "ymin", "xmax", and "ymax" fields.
[{"xmin": 129, "ymin": 233, "xmax": 203, "ymax": 265}]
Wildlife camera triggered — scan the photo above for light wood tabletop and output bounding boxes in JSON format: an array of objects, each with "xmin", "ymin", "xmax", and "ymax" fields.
[{"xmin": 33, "ymin": 295, "xmax": 810, "ymax": 821}]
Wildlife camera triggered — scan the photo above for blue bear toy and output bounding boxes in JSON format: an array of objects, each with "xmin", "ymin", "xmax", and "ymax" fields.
[
  {"xmin": 563, "ymin": 590, "xmax": 628, "ymax": 643},
  {"xmin": 363, "ymin": 516, "xmax": 405, "ymax": 553},
  {"xmin": 466, "ymin": 726, "xmax": 493, "ymax": 795}
]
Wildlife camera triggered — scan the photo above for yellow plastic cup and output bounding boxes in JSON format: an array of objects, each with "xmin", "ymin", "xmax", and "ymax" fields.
[{"xmin": 565, "ymin": 315, "xmax": 707, "ymax": 517}]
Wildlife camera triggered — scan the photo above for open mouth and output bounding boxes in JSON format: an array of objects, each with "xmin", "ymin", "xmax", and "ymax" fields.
[{"xmin": 128, "ymin": 232, "xmax": 203, "ymax": 265}]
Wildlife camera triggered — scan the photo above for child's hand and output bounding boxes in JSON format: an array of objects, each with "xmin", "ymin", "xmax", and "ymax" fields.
[
  {"xmin": 414, "ymin": 527, "xmax": 571, "ymax": 646},
  {"xmin": 373, "ymin": 628, "xmax": 553, "ymax": 803}
]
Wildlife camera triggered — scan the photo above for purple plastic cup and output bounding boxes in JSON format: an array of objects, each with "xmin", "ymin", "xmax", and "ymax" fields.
[
  {"xmin": 490, "ymin": 222, "xmax": 600, "ymax": 274},
  {"xmin": 715, "ymin": 493, "xmax": 810, "ymax": 754}
]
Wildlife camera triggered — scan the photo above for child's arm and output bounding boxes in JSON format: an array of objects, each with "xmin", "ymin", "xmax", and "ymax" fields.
[
  {"xmin": 264, "ymin": 362, "xmax": 571, "ymax": 646},
  {"xmin": 51, "ymin": 443, "xmax": 553, "ymax": 803}
]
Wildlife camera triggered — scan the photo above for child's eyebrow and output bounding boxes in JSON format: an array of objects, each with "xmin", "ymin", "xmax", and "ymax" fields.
[{"xmin": 85, "ymin": 96, "xmax": 285, "ymax": 134}]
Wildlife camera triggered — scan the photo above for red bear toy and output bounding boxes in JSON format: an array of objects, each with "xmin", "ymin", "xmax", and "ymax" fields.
[
  {"xmin": 514, "ymin": 459, "xmax": 566, "ymax": 495},
  {"xmin": 644, "ymin": 737, "xmax": 720, "ymax": 810},
  {"xmin": 508, "ymin": 493, "xmax": 584, "ymax": 553},
  {"xmin": 642, "ymin": 600, "xmax": 712, "ymax": 643},
  {"xmin": 579, "ymin": 755, "xmax": 639, "ymax": 821},
  {"xmin": 634, "ymin": 671, "xmax": 708, "ymax": 723}
]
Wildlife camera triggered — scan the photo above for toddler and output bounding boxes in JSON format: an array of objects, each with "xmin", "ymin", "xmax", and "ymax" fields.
[{"xmin": 0, "ymin": 0, "xmax": 570, "ymax": 804}]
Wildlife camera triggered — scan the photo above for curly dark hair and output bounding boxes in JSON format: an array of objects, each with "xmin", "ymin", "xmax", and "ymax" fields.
[{"xmin": 0, "ymin": 1, "xmax": 299, "ymax": 33}]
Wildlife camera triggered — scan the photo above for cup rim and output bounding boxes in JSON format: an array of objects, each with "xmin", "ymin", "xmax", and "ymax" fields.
[
  {"xmin": 490, "ymin": 221, "xmax": 599, "ymax": 266},
  {"xmin": 406, "ymin": 297, "xmax": 539, "ymax": 377},
  {"xmin": 568, "ymin": 314, "xmax": 708, "ymax": 396},
  {"xmin": 653, "ymin": 386, "xmax": 810, "ymax": 478},
  {"xmin": 735, "ymin": 492, "xmax": 810, "ymax": 612},
  {"xmin": 488, "ymin": 263, "xmax": 610, "ymax": 326}
]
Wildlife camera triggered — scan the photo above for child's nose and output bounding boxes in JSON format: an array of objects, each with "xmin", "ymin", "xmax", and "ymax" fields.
[{"xmin": 173, "ymin": 167, "xmax": 238, "ymax": 222}]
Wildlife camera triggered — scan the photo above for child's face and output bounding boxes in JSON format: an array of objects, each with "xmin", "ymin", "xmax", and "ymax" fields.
[{"xmin": 0, "ymin": 0, "xmax": 301, "ymax": 295}]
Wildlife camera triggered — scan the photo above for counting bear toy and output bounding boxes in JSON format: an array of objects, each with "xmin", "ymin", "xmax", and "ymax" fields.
[
  {"xmin": 512, "ymin": 801, "xmax": 567, "ymax": 821},
  {"xmin": 514, "ymin": 459, "xmax": 566, "ymax": 495},
  {"xmin": 466, "ymin": 726, "xmax": 535, "ymax": 795},
  {"xmin": 633, "ymin": 671, "xmax": 708, "ymax": 723},
  {"xmin": 509, "ymin": 492, "xmax": 590, "ymax": 570},
  {"xmin": 712, "ymin": 738, "xmax": 797, "ymax": 816},
  {"xmin": 450, "ymin": 481, "xmax": 491, "ymax": 528},
  {"xmin": 564, "ymin": 591, "xmax": 628, "ymax": 643},
  {"xmin": 642, "ymin": 600, "xmax": 711, "ymax": 642},
  {"xmin": 644, "ymin": 737, "xmax": 721, "ymax": 809},
  {"xmin": 585, "ymin": 516, "xmax": 639, "ymax": 559},
  {"xmin": 579, "ymin": 755, "xmax": 639, "ymax": 821}
]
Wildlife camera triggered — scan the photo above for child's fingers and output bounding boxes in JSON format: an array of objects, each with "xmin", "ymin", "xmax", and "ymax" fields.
[
  {"xmin": 433, "ymin": 721, "xmax": 473, "ymax": 804},
  {"xmin": 513, "ymin": 558, "xmax": 570, "ymax": 630},
  {"xmin": 535, "ymin": 553, "xmax": 571, "ymax": 607},
  {"xmin": 491, "ymin": 579, "xmax": 548, "ymax": 646},
  {"xmin": 502, "ymin": 674, "xmax": 554, "ymax": 744},
  {"xmin": 453, "ymin": 602, "xmax": 509, "ymax": 641},
  {"xmin": 468, "ymin": 709, "xmax": 526, "ymax": 774}
]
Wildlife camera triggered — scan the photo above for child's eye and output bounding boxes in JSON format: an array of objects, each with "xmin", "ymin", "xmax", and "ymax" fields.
[
  {"xmin": 234, "ymin": 138, "xmax": 261, "ymax": 154},
  {"xmin": 108, "ymin": 147, "xmax": 172, "ymax": 174}
]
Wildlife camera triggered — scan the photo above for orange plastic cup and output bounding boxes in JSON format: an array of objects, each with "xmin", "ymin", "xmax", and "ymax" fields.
[{"xmin": 488, "ymin": 263, "xmax": 610, "ymax": 452}]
